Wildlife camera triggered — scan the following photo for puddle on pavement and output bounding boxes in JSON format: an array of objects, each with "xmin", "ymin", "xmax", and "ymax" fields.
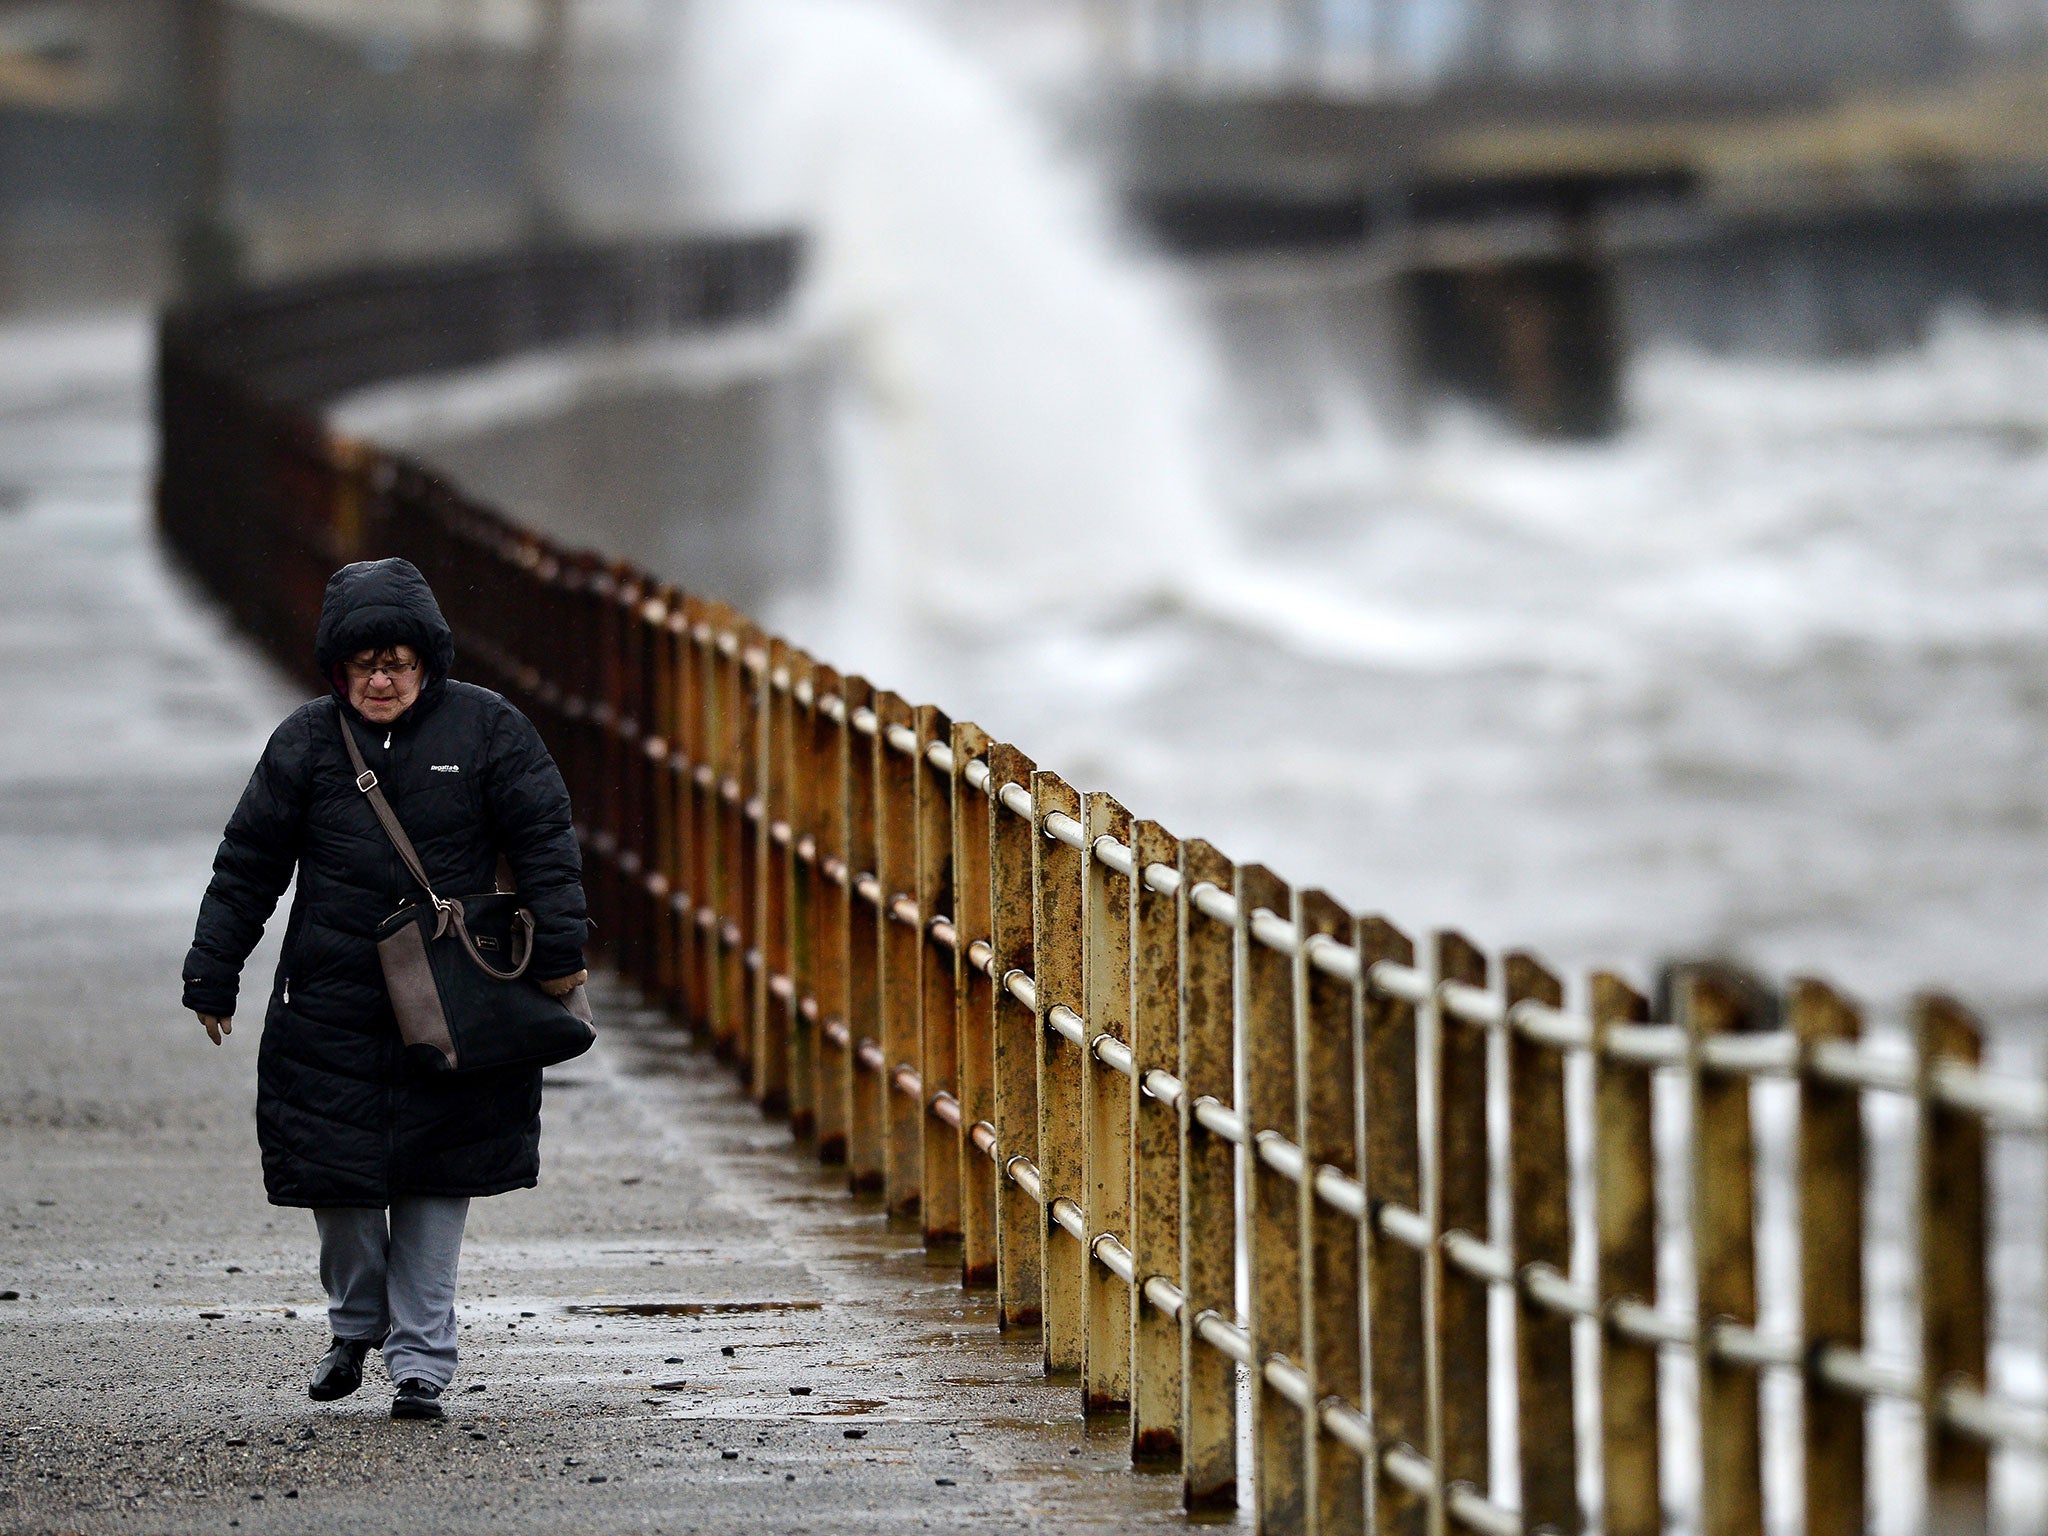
[{"xmin": 564, "ymin": 1300, "xmax": 825, "ymax": 1318}]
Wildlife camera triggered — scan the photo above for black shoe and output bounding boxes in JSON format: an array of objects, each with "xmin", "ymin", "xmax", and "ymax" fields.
[
  {"xmin": 391, "ymin": 1379, "xmax": 445, "ymax": 1420},
  {"xmin": 308, "ymin": 1336, "xmax": 379, "ymax": 1402}
]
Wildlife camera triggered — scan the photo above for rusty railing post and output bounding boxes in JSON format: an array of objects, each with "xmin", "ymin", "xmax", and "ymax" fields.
[
  {"xmin": 1033, "ymin": 769, "xmax": 1086, "ymax": 1377},
  {"xmin": 1082, "ymin": 792, "xmax": 1134, "ymax": 1415},
  {"xmin": 756, "ymin": 638, "xmax": 795, "ymax": 1115},
  {"xmin": 809, "ymin": 665, "xmax": 851, "ymax": 1164},
  {"xmin": 1361, "ymin": 916, "xmax": 1427, "ymax": 1536},
  {"xmin": 989, "ymin": 743, "xmax": 1042, "ymax": 1330},
  {"xmin": 1507, "ymin": 951, "xmax": 1579, "ymax": 1535},
  {"xmin": 634, "ymin": 583, "xmax": 664, "ymax": 991},
  {"xmin": 698, "ymin": 616, "xmax": 729, "ymax": 1044},
  {"xmin": 1130, "ymin": 819, "xmax": 1183, "ymax": 1464},
  {"xmin": 643, "ymin": 590, "xmax": 679, "ymax": 1013},
  {"xmin": 736, "ymin": 631, "xmax": 768, "ymax": 1083},
  {"xmin": 1792, "ymin": 978, "xmax": 1865, "ymax": 1536},
  {"xmin": 640, "ymin": 589, "xmax": 668, "ymax": 993},
  {"xmin": 708, "ymin": 620, "xmax": 744, "ymax": 1057},
  {"xmin": 951, "ymin": 722, "xmax": 997, "ymax": 1286},
  {"xmin": 670, "ymin": 600, "xmax": 698, "ymax": 1029},
  {"xmin": 1686, "ymin": 970, "xmax": 1764, "ymax": 1536},
  {"xmin": 1592, "ymin": 971, "xmax": 1659, "ymax": 1536},
  {"xmin": 591, "ymin": 565, "xmax": 625, "ymax": 966},
  {"xmin": 1242, "ymin": 864, "xmax": 1306, "ymax": 1533},
  {"xmin": 1434, "ymin": 931, "xmax": 1489, "ymax": 1523},
  {"xmin": 917, "ymin": 704, "xmax": 960, "ymax": 1248},
  {"xmin": 842, "ymin": 677, "xmax": 883, "ymax": 1193},
  {"xmin": 1179, "ymin": 838, "xmax": 1238, "ymax": 1512},
  {"xmin": 682, "ymin": 604, "xmax": 716, "ymax": 1038},
  {"xmin": 612, "ymin": 576, "xmax": 650, "ymax": 989},
  {"xmin": 1298, "ymin": 890, "xmax": 1363, "ymax": 1536},
  {"xmin": 586, "ymin": 564, "xmax": 622, "ymax": 955},
  {"xmin": 1918, "ymin": 994, "xmax": 1989, "ymax": 1535},
  {"xmin": 876, "ymin": 690, "xmax": 921, "ymax": 1221},
  {"xmin": 786, "ymin": 652, "xmax": 820, "ymax": 1139}
]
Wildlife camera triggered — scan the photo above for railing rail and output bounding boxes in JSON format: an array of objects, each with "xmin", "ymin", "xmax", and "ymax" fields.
[{"xmin": 160, "ymin": 241, "xmax": 2045, "ymax": 1536}]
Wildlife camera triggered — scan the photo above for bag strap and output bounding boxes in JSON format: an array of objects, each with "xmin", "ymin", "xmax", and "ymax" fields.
[{"xmin": 337, "ymin": 710, "xmax": 441, "ymax": 907}]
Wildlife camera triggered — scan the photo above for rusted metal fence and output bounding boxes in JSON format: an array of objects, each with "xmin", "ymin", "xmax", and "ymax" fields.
[{"xmin": 160, "ymin": 243, "xmax": 2048, "ymax": 1535}]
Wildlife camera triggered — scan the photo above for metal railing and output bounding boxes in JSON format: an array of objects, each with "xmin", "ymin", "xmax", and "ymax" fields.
[{"xmin": 160, "ymin": 243, "xmax": 2046, "ymax": 1536}]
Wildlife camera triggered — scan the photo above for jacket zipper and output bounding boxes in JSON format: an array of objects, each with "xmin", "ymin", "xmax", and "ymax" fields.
[
  {"xmin": 380, "ymin": 725, "xmax": 399, "ymax": 894},
  {"xmin": 381, "ymin": 717, "xmax": 399, "ymax": 1197}
]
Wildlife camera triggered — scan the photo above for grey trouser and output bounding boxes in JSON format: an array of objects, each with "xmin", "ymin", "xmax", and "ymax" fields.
[{"xmin": 313, "ymin": 1197, "xmax": 470, "ymax": 1388}]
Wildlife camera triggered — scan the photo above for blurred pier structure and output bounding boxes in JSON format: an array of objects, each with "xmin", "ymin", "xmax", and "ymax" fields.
[{"xmin": 1066, "ymin": 0, "xmax": 2048, "ymax": 431}]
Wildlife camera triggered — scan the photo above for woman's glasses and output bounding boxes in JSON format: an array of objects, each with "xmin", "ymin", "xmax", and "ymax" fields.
[{"xmin": 342, "ymin": 655, "xmax": 421, "ymax": 682}]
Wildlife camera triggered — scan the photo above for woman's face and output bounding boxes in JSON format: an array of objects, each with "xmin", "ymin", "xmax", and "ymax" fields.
[{"xmin": 344, "ymin": 645, "xmax": 423, "ymax": 725}]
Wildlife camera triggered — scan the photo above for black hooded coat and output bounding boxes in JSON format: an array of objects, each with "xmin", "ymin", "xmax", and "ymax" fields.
[{"xmin": 182, "ymin": 559, "xmax": 588, "ymax": 1207}]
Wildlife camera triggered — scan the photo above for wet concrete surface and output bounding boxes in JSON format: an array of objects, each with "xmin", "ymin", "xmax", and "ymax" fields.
[{"xmin": 0, "ymin": 314, "xmax": 1244, "ymax": 1534}]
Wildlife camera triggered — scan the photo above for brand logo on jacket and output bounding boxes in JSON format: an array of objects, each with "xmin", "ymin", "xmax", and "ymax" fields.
[{"xmin": 430, "ymin": 764, "xmax": 462, "ymax": 773}]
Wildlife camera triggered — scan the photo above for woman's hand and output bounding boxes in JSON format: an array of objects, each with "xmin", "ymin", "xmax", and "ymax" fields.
[
  {"xmin": 196, "ymin": 1012, "xmax": 232, "ymax": 1045},
  {"xmin": 537, "ymin": 970, "xmax": 587, "ymax": 999}
]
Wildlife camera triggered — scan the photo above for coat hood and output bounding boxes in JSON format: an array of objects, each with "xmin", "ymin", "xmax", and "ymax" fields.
[{"xmin": 313, "ymin": 559, "xmax": 456, "ymax": 698}]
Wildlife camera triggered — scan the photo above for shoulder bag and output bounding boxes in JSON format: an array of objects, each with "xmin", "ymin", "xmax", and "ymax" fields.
[{"xmin": 340, "ymin": 712, "xmax": 595, "ymax": 1075}]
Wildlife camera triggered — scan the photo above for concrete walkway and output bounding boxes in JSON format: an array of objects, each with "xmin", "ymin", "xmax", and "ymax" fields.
[{"xmin": 0, "ymin": 314, "xmax": 1234, "ymax": 1535}]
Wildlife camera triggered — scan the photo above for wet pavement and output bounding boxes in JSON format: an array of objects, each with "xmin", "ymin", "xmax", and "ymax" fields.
[{"xmin": 0, "ymin": 313, "xmax": 1240, "ymax": 1534}]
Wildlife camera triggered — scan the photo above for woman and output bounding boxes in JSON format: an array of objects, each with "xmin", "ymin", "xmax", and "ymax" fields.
[{"xmin": 182, "ymin": 558, "xmax": 587, "ymax": 1420}]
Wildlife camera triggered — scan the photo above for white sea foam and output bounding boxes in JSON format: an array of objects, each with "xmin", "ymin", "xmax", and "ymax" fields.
[
  {"xmin": 672, "ymin": 0, "xmax": 1229, "ymax": 661},
  {"xmin": 1185, "ymin": 307, "xmax": 2048, "ymax": 679}
]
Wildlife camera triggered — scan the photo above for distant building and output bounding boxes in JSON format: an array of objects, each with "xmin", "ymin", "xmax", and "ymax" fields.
[{"xmin": 0, "ymin": 0, "xmax": 536, "ymax": 309}]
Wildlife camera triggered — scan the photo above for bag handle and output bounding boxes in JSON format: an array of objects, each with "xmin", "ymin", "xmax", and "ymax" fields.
[
  {"xmin": 339, "ymin": 710, "xmax": 535, "ymax": 982},
  {"xmin": 443, "ymin": 898, "xmax": 536, "ymax": 982}
]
